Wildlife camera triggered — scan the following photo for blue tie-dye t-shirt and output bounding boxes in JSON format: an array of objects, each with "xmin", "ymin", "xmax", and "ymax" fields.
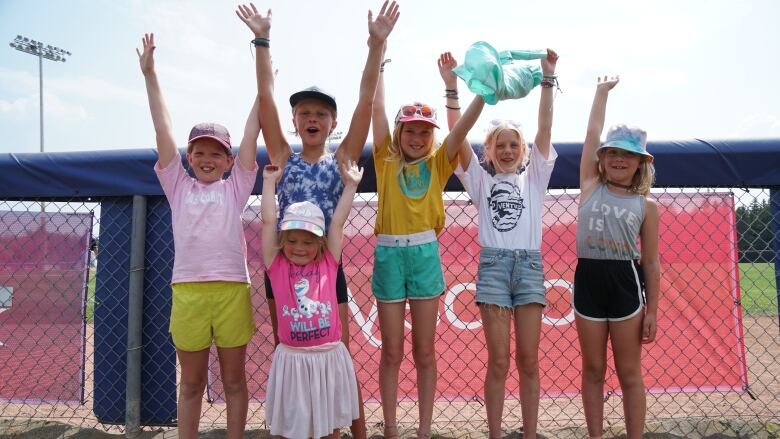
[{"xmin": 277, "ymin": 153, "xmax": 344, "ymax": 230}]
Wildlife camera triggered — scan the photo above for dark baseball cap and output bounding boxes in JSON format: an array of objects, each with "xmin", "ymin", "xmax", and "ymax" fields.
[{"xmin": 289, "ymin": 86, "xmax": 337, "ymax": 113}]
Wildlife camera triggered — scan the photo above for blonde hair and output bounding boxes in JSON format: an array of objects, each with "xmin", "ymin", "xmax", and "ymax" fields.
[
  {"xmin": 597, "ymin": 152, "xmax": 656, "ymax": 196},
  {"xmin": 482, "ymin": 123, "xmax": 529, "ymax": 175},
  {"xmin": 277, "ymin": 229, "xmax": 327, "ymax": 261}
]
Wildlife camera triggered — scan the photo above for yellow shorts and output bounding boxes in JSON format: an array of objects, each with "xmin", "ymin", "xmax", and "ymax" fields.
[{"xmin": 170, "ymin": 281, "xmax": 256, "ymax": 352}]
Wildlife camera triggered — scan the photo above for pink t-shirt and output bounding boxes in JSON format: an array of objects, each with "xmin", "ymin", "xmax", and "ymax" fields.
[
  {"xmin": 155, "ymin": 157, "xmax": 258, "ymax": 284},
  {"xmin": 267, "ymin": 250, "xmax": 341, "ymax": 347}
]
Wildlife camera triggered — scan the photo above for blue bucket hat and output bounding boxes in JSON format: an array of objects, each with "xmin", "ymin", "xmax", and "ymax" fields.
[{"xmin": 597, "ymin": 125, "xmax": 652, "ymax": 161}]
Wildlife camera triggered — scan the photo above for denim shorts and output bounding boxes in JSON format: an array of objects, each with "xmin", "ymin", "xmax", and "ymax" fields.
[
  {"xmin": 371, "ymin": 230, "xmax": 445, "ymax": 303},
  {"xmin": 475, "ymin": 248, "xmax": 546, "ymax": 308}
]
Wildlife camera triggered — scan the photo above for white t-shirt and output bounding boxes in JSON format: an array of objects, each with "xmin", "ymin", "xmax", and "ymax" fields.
[
  {"xmin": 455, "ymin": 145, "xmax": 557, "ymax": 250},
  {"xmin": 155, "ymin": 157, "xmax": 258, "ymax": 284}
]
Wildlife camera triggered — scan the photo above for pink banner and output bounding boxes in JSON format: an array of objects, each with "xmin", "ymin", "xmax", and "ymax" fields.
[
  {"xmin": 208, "ymin": 192, "xmax": 746, "ymax": 402},
  {"xmin": 0, "ymin": 211, "xmax": 92, "ymax": 403}
]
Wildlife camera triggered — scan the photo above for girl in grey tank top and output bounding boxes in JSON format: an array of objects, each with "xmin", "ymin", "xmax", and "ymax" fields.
[{"xmin": 574, "ymin": 76, "xmax": 661, "ymax": 439}]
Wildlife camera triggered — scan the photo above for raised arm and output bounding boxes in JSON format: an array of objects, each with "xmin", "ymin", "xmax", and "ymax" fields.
[
  {"xmin": 640, "ymin": 198, "xmax": 660, "ymax": 344},
  {"xmin": 372, "ymin": 44, "xmax": 391, "ymax": 152},
  {"xmin": 445, "ymin": 95, "xmax": 485, "ymax": 168},
  {"xmin": 236, "ymin": 4, "xmax": 291, "ymax": 166},
  {"xmin": 136, "ymin": 33, "xmax": 178, "ymax": 168},
  {"xmin": 328, "ymin": 160, "xmax": 363, "ymax": 262},
  {"xmin": 581, "ymin": 76, "xmax": 620, "ymax": 195},
  {"xmin": 438, "ymin": 52, "xmax": 461, "ymax": 129},
  {"xmin": 237, "ymin": 96, "xmax": 261, "ymax": 169},
  {"xmin": 261, "ymin": 164, "xmax": 283, "ymax": 267},
  {"xmin": 337, "ymin": 1, "xmax": 399, "ymax": 164},
  {"xmin": 534, "ymin": 48, "xmax": 558, "ymax": 160}
]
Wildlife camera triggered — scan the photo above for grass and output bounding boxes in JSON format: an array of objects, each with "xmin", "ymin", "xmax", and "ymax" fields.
[
  {"xmin": 86, "ymin": 268, "xmax": 96, "ymax": 324},
  {"xmin": 739, "ymin": 262, "xmax": 778, "ymax": 316}
]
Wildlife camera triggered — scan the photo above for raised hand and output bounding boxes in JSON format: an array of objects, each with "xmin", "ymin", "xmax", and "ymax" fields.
[
  {"xmin": 437, "ymin": 52, "xmax": 458, "ymax": 89},
  {"xmin": 339, "ymin": 159, "xmax": 364, "ymax": 187},
  {"xmin": 136, "ymin": 33, "xmax": 156, "ymax": 76},
  {"xmin": 596, "ymin": 75, "xmax": 620, "ymax": 92},
  {"xmin": 541, "ymin": 48, "xmax": 559, "ymax": 75},
  {"xmin": 263, "ymin": 164, "xmax": 282, "ymax": 181},
  {"xmin": 236, "ymin": 3, "xmax": 271, "ymax": 37},
  {"xmin": 368, "ymin": 0, "xmax": 400, "ymax": 45}
]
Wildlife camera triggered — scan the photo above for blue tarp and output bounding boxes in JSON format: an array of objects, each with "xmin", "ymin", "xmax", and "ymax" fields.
[{"xmin": 2, "ymin": 139, "xmax": 779, "ymax": 198}]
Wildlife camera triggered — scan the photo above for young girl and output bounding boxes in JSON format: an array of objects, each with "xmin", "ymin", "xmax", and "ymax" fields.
[
  {"xmin": 371, "ymin": 50, "xmax": 486, "ymax": 439},
  {"xmin": 137, "ymin": 34, "xmax": 260, "ymax": 439},
  {"xmin": 236, "ymin": 5, "xmax": 399, "ymax": 437},
  {"xmin": 576, "ymin": 76, "xmax": 660, "ymax": 439},
  {"xmin": 261, "ymin": 160, "xmax": 363, "ymax": 439},
  {"xmin": 442, "ymin": 49, "xmax": 559, "ymax": 439}
]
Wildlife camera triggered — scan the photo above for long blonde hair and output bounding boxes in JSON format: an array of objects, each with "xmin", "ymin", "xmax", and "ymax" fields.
[
  {"xmin": 482, "ymin": 122, "xmax": 529, "ymax": 175},
  {"xmin": 597, "ymin": 153, "xmax": 656, "ymax": 196}
]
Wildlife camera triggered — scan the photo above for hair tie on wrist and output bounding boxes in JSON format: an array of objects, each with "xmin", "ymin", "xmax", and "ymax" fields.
[
  {"xmin": 251, "ymin": 37, "xmax": 270, "ymax": 48},
  {"xmin": 445, "ymin": 105, "xmax": 461, "ymax": 110}
]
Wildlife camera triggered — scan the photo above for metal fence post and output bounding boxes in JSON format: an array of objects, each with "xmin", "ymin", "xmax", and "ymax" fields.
[
  {"xmin": 771, "ymin": 187, "xmax": 780, "ymax": 332},
  {"xmin": 126, "ymin": 195, "xmax": 147, "ymax": 437}
]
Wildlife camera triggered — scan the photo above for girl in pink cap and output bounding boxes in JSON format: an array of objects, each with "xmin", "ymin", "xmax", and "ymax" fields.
[
  {"xmin": 576, "ymin": 76, "xmax": 660, "ymax": 439},
  {"xmin": 137, "ymin": 34, "xmax": 260, "ymax": 439},
  {"xmin": 370, "ymin": 46, "xmax": 487, "ymax": 438},
  {"xmin": 261, "ymin": 160, "xmax": 363, "ymax": 439}
]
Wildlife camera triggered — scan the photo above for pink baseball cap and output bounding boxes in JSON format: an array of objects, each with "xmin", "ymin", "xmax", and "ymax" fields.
[
  {"xmin": 187, "ymin": 122, "xmax": 232, "ymax": 153},
  {"xmin": 394, "ymin": 102, "xmax": 439, "ymax": 128},
  {"xmin": 280, "ymin": 201, "xmax": 326, "ymax": 237}
]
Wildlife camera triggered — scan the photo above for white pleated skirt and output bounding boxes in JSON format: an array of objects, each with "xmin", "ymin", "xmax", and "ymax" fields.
[{"xmin": 266, "ymin": 341, "xmax": 359, "ymax": 439}]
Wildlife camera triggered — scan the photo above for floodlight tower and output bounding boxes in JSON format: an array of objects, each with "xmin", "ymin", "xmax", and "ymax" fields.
[{"xmin": 9, "ymin": 35, "xmax": 71, "ymax": 153}]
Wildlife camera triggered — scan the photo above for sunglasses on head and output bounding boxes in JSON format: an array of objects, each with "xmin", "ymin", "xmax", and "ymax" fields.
[
  {"xmin": 398, "ymin": 104, "xmax": 436, "ymax": 119},
  {"xmin": 489, "ymin": 119, "xmax": 523, "ymax": 130}
]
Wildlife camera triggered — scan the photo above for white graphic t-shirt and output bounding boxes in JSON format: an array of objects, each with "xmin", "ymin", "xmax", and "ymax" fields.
[{"xmin": 455, "ymin": 145, "xmax": 557, "ymax": 249}]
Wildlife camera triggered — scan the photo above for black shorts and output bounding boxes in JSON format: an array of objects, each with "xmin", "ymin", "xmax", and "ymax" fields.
[
  {"xmin": 573, "ymin": 258, "xmax": 645, "ymax": 321},
  {"xmin": 264, "ymin": 262, "xmax": 349, "ymax": 304}
]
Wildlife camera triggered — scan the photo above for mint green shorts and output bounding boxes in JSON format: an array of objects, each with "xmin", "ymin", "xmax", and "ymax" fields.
[
  {"xmin": 371, "ymin": 234, "xmax": 445, "ymax": 303},
  {"xmin": 170, "ymin": 281, "xmax": 256, "ymax": 352}
]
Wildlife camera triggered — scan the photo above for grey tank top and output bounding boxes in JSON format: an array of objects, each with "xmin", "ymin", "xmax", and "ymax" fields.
[{"xmin": 577, "ymin": 183, "xmax": 645, "ymax": 260}]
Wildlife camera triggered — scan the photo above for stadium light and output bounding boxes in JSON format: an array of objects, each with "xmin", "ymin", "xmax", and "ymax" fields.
[{"xmin": 9, "ymin": 35, "xmax": 71, "ymax": 154}]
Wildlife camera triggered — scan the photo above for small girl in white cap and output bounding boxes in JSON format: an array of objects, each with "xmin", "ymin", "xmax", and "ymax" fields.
[
  {"xmin": 575, "ymin": 76, "xmax": 660, "ymax": 439},
  {"xmin": 261, "ymin": 159, "xmax": 363, "ymax": 439}
]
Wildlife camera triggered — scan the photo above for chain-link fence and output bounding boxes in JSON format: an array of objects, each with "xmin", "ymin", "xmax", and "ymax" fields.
[{"xmin": 1, "ymin": 186, "xmax": 778, "ymax": 436}]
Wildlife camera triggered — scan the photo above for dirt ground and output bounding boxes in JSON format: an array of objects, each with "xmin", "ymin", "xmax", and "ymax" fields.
[{"xmin": 2, "ymin": 316, "xmax": 779, "ymax": 438}]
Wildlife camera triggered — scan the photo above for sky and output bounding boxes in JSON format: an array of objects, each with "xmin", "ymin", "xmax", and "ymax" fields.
[{"xmin": 1, "ymin": 0, "xmax": 779, "ymax": 155}]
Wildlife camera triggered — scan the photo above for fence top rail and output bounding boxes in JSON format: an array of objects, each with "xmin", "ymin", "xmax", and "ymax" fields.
[{"xmin": 2, "ymin": 138, "xmax": 779, "ymax": 197}]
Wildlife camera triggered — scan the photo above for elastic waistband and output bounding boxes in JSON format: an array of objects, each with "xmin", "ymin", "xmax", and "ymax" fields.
[
  {"xmin": 377, "ymin": 230, "xmax": 437, "ymax": 247},
  {"xmin": 278, "ymin": 340, "xmax": 342, "ymax": 353},
  {"xmin": 482, "ymin": 247, "xmax": 541, "ymax": 258}
]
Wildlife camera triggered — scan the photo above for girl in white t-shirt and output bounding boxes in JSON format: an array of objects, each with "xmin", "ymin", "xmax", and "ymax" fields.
[{"xmin": 441, "ymin": 48, "xmax": 558, "ymax": 439}]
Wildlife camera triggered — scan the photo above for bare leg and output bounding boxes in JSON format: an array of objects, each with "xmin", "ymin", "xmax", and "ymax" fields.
[
  {"xmin": 377, "ymin": 301, "xmax": 406, "ymax": 438},
  {"xmin": 513, "ymin": 304, "xmax": 543, "ymax": 439},
  {"xmin": 339, "ymin": 303, "xmax": 366, "ymax": 439},
  {"xmin": 479, "ymin": 304, "xmax": 512, "ymax": 438},
  {"xmin": 216, "ymin": 345, "xmax": 248, "ymax": 439},
  {"xmin": 409, "ymin": 297, "xmax": 441, "ymax": 438},
  {"xmin": 610, "ymin": 314, "xmax": 646, "ymax": 439},
  {"xmin": 176, "ymin": 348, "xmax": 209, "ymax": 439},
  {"xmin": 575, "ymin": 316, "xmax": 609, "ymax": 439}
]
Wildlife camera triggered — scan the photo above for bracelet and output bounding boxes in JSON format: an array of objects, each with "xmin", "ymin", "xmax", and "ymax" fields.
[
  {"xmin": 540, "ymin": 76, "xmax": 562, "ymax": 93},
  {"xmin": 445, "ymin": 88, "xmax": 457, "ymax": 93},
  {"xmin": 251, "ymin": 37, "xmax": 270, "ymax": 48},
  {"xmin": 445, "ymin": 105, "xmax": 461, "ymax": 110},
  {"xmin": 380, "ymin": 58, "xmax": 391, "ymax": 72},
  {"xmin": 444, "ymin": 94, "xmax": 459, "ymax": 99}
]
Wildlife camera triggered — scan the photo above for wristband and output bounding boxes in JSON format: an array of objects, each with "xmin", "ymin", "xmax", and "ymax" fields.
[{"xmin": 251, "ymin": 37, "xmax": 270, "ymax": 48}]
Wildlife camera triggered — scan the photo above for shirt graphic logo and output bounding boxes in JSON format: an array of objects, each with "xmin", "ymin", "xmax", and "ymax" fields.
[{"xmin": 488, "ymin": 181, "xmax": 524, "ymax": 232}]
